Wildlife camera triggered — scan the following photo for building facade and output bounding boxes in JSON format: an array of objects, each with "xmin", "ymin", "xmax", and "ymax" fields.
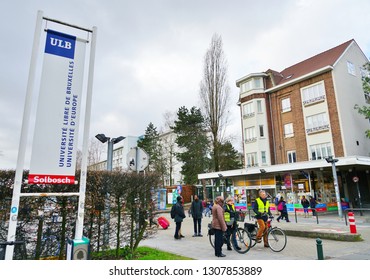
[{"xmin": 199, "ymin": 39, "xmax": 370, "ymax": 212}]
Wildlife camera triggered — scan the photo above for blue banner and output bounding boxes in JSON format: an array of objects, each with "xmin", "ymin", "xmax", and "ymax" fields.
[{"xmin": 45, "ymin": 30, "xmax": 76, "ymax": 59}]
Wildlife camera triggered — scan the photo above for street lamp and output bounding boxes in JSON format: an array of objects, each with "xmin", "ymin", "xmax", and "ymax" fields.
[
  {"xmin": 95, "ymin": 133, "xmax": 125, "ymax": 247},
  {"xmin": 325, "ymin": 156, "xmax": 342, "ymax": 218}
]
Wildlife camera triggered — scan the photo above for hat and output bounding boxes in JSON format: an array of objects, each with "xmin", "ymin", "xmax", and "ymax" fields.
[{"xmin": 226, "ymin": 197, "xmax": 233, "ymax": 203}]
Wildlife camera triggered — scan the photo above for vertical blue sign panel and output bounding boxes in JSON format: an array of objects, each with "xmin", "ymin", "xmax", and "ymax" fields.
[{"xmin": 45, "ymin": 29, "xmax": 76, "ymax": 59}]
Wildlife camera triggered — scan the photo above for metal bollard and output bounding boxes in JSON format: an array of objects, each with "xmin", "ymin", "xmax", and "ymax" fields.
[
  {"xmin": 294, "ymin": 209, "xmax": 297, "ymax": 223},
  {"xmin": 316, "ymin": 238, "xmax": 324, "ymax": 260}
]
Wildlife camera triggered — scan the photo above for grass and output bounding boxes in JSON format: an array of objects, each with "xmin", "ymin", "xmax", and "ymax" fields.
[
  {"xmin": 135, "ymin": 246, "xmax": 193, "ymax": 260},
  {"xmin": 91, "ymin": 246, "xmax": 193, "ymax": 260}
]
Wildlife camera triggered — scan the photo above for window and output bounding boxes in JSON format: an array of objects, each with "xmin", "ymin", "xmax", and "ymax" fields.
[
  {"xmin": 243, "ymin": 102, "xmax": 255, "ymax": 118},
  {"xmin": 259, "ymin": 125, "xmax": 264, "ymax": 137},
  {"xmin": 257, "ymin": 100, "xmax": 263, "ymax": 113},
  {"xmin": 261, "ymin": 151, "xmax": 267, "ymax": 164},
  {"xmin": 347, "ymin": 61, "xmax": 356, "ymax": 76},
  {"xmin": 246, "ymin": 152, "xmax": 258, "ymax": 167},
  {"xmin": 302, "ymin": 82, "xmax": 326, "ymax": 106},
  {"xmin": 284, "ymin": 123, "xmax": 294, "ymax": 138},
  {"xmin": 287, "ymin": 151, "xmax": 296, "ymax": 163},
  {"xmin": 310, "ymin": 143, "xmax": 332, "ymax": 160},
  {"xmin": 306, "ymin": 113, "xmax": 329, "ymax": 134},
  {"xmin": 241, "ymin": 80, "xmax": 251, "ymax": 92},
  {"xmin": 244, "ymin": 127, "xmax": 256, "ymax": 142},
  {"xmin": 254, "ymin": 77, "xmax": 262, "ymax": 88},
  {"xmin": 241, "ymin": 78, "xmax": 263, "ymax": 93},
  {"xmin": 281, "ymin": 98, "xmax": 291, "ymax": 112}
]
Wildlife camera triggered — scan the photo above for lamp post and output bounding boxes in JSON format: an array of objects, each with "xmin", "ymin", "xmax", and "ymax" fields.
[
  {"xmin": 95, "ymin": 133, "xmax": 125, "ymax": 247},
  {"xmin": 325, "ymin": 156, "xmax": 342, "ymax": 218}
]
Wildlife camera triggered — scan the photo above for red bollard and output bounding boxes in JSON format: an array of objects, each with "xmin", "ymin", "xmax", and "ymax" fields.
[{"xmin": 348, "ymin": 212, "xmax": 357, "ymax": 234}]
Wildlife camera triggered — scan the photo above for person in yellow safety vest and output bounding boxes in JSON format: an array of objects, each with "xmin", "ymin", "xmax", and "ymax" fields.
[
  {"xmin": 253, "ymin": 190, "xmax": 272, "ymax": 247},
  {"xmin": 224, "ymin": 197, "xmax": 241, "ymax": 251}
]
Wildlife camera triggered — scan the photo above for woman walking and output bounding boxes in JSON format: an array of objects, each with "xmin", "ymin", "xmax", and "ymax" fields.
[{"xmin": 211, "ymin": 196, "xmax": 227, "ymax": 257}]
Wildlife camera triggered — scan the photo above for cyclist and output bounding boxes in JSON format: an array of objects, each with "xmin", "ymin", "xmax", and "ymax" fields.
[
  {"xmin": 253, "ymin": 190, "xmax": 272, "ymax": 248},
  {"xmin": 224, "ymin": 197, "xmax": 241, "ymax": 251}
]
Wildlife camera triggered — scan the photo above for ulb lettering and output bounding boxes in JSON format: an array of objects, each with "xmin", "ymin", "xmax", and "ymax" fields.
[{"xmin": 50, "ymin": 38, "xmax": 72, "ymax": 49}]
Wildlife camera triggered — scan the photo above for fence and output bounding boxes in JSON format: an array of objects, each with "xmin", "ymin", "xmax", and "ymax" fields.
[{"xmin": 343, "ymin": 208, "xmax": 370, "ymax": 226}]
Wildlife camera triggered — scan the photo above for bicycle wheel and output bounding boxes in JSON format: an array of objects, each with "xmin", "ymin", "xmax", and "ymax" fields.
[
  {"xmin": 209, "ymin": 232, "xmax": 215, "ymax": 248},
  {"xmin": 233, "ymin": 228, "xmax": 251, "ymax": 254},
  {"xmin": 267, "ymin": 227, "xmax": 287, "ymax": 252},
  {"xmin": 245, "ymin": 224, "xmax": 258, "ymax": 248}
]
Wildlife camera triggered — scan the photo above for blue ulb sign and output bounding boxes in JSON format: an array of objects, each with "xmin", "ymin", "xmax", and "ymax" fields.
[{"xmin": 45, "ymin": 29, "xmax": 76, "ymax": 59}]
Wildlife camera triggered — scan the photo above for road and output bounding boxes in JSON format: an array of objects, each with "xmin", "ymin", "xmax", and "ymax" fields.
[{"xmin": 141, "ymin": 211, "xmax": 370, "ymax": 260}]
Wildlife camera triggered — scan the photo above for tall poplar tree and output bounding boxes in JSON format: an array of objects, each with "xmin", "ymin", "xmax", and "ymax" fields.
[{"xmin": 199, "ymin": 33, "xmax": 231, "ymax": 172}]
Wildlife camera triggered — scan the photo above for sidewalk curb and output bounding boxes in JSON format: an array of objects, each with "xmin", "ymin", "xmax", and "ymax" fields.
[{"xmin": 284, "ymin": 229, "xmax": 363, "ymax": 242}]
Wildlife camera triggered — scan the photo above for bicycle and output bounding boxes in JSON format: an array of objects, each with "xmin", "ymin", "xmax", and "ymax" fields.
[
  {"xmin": 244, "ymin": 216, "xmax": 287, "ymax": 252},
  {"xmin": 208, "ymin": 223, "xmax": 251, "ymax": 254}
]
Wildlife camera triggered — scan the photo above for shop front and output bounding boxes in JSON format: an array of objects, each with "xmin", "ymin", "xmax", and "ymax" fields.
[{"xmin": 198, "ymin": 156, "xmax": 370, "ymax": 215}]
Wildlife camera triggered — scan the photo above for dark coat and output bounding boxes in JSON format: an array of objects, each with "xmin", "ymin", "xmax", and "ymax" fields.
[
  {"xmin": 190, "ymin": 199, "xmax": 203, "ymax": 219},
  {"xmin": 310, "ymin": 197, "xmax": 317, "ymax": 208},
  {"xmin": 301, "ymin": 198, "xmax": 310, "ymax": 208},
  {"xmin": 174, "ymin": 201, "xmax": 186, "ymax": 223}
]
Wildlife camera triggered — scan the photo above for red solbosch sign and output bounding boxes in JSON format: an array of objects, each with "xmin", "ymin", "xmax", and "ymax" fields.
[{"xmin": 28, "ymin": 174, "xmax": 75, "ymax": 184}]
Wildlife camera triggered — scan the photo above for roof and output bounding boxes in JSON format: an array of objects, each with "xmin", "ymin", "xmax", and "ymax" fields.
[{"xmin": 274, "ymin": 39, "xmax": 354, "ymax": 86}]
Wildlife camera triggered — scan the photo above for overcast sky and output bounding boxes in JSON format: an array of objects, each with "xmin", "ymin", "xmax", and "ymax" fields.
[{"xmin": 1, "ymin": 0, "xmax": 370, "ymax": 170}]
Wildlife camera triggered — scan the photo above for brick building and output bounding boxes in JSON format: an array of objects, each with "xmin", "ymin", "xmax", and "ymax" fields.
[{"xmin": 199, "ymin": 39, "xmax": 370, "ymax": 212}]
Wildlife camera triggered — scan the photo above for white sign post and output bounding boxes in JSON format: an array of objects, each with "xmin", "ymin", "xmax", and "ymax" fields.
[{"xmin": 5, "ymin": 11, "xmax": 96, "ymax": 260}]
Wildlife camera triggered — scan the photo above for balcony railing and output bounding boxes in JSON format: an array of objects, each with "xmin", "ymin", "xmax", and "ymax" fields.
[
  {"xmin": 244, "ymin": 137, "xmax": 257, "ymax": 143},
  {"xmin": 243, "ymin": 112, "xmax": 255, "ymax": 119},
  {"xmin": 306, "ymin": 124, "xmax": 330, "ymax": 134},
  {"xmin": 303, "ymin": 95, "xmax": 325, "ymax": 106}
]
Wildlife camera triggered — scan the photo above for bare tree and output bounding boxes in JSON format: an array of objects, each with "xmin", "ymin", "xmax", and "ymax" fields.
[
  {"xmin": 199, "ymin": 33, "xmax": 231, "ymax": 171},
  {"xmin": 76, "ymin": 137, "xmax": 104, "ymax": 170},
  {"xmin": 159, "ymin": 110, "xmax": 179, "ymax": 186}
]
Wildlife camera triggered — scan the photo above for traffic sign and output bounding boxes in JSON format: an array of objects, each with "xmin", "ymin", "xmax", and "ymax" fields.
[{"xmin": 127, "ymin": 147, "xmax": 149, "ymax": 172}]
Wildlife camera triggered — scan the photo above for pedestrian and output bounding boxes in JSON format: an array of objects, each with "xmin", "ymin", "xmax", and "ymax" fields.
[
  {"xmin": 253, "ymin": 190, "xmax": 272, "ymax": 248},
  {"xmin": 191, "ymin": 195, "xmax": 204, "ymax": 237},
  {"xmin": 173, "ymin": 196, "xmax": 186, "ymax": 239},
  {"xmin": 224, "ymin": 197, "xmax": 241, "ymax": 250},
  {"xmin": 309, "ymin": 196, "xmax": 317, "ymax": 217},
  {"xmin": 211, "ymin": 196, "xmax": 227, "ymax": 257},
  {"xmin": 148, "ymin": 199, "xmax": 158, "ymax": 227},
  {"xmin": 301, "ymin": 195, "xmax": 310, "ymax": 218},
  {"xmin": 276, "ymin": 197, "xmax": 290, "ymax": 222}
]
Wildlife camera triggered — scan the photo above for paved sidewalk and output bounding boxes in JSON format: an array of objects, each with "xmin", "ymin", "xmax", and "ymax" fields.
[{"xmin": 141, "ymin": 211, "xmax": 370, "ymax": 260}]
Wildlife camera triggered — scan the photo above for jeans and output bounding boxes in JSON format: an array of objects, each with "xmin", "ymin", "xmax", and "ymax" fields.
[
  {"xmin": 193, "ymin": 218, "xmax": 202, "ymax": 234},
  {"xmin": 226, "ymin": 225, "xmax": 237, "ymax": 248}
]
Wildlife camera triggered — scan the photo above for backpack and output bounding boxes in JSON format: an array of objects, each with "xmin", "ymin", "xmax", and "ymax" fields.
[
  {"xmin": 170, "ymin": 204, "xmax": 176, "ymax": 219},
  {"xmin": 277, "ymin": 202, "xmax": 284, "ymax": 211}
]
